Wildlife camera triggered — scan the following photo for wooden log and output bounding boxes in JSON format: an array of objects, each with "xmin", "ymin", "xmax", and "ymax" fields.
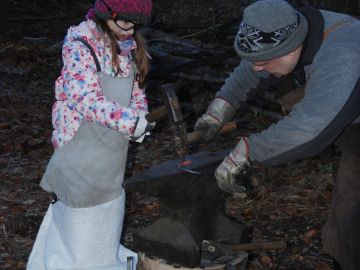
[{"xmin": 229, "ymin": 241, "xmax": 287, "ymax": 251}]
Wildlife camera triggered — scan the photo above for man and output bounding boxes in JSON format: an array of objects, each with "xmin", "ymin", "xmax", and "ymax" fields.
[{"xmin": 194, "ymin": 0, "xmax": 360, "ymax": 269}]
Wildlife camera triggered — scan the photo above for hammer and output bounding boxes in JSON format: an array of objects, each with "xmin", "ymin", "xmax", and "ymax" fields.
[
  {"xmin": 145, "ymin": 83, "xmax": 237, "ymax": 174},
  {"xmin": 144, "ymin": 84, "xmax": 188, "ymax": 167}
]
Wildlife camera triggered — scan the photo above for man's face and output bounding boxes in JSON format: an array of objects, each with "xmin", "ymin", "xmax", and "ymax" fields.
[{"xmin": 251, "ymin": 46, "xmax": 303, "ymax": 77}]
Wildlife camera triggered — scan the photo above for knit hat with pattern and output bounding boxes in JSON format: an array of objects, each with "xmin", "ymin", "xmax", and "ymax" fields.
[
  {"xmin": 234, "ymin": 0, "xmax": 308, "ymax": 62},
  {"xmin": 88, "ymin": 0, "xmax": 152, "ymax": 25}
]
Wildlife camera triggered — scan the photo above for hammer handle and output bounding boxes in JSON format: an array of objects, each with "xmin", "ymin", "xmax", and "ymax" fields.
[
  {"xmin": 229, "ymin": 241, "xmax": 287, "ymax": 251},
  {"xmin": 187, "ymin": 121, "xmax": 237, "ymax": 144},
  {"xmin": 145, "ymin": 105, "xmax": 167, "ymax": 123}
]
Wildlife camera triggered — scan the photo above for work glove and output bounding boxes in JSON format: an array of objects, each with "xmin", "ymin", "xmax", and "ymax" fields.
[
  {"xmin": 215, "ymin": 137, "xmax": 251, "ymax": 198},
  {"xmin": 131, "ymin": 111, "xmax": 156, "ymax": 142},
  {"xmin": 194, "ymin": 98, "xmax": 236, "ymax": 142}
]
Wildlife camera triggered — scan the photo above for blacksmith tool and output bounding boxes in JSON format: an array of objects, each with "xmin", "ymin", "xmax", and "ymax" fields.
[
  {"xmin": 200, "ymin": 240, "xmax": 248, "ymax": 269},
  {"xmin": 159, "ymin": 84, "xmax": 198, "ymax": 174},
  {"xmin": 145, "ymin": 83, "xmax": 238, "ymax": 175},
  {"xmin": 200, "ymin": 240, "xmax": 286, "ymax": 269},
  {"xmin": 200, "ymin": 239, "xmax": 286, "ymax": 269},
  {"xmin": 201, "ymin": 239, "xmax": 286, "ymax": 255},
  {"xmin": 143, "ymin": 83, "xmax": 197, "ymax": 174},
  {"xmin": 124, "ymin": 150, "xmax": 254, "ymax": 268}
]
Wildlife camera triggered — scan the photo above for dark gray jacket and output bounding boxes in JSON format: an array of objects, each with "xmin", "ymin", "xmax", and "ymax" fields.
[{"xmin": 216, "ymin": 7, "xmax": 360, "ymax": 166}]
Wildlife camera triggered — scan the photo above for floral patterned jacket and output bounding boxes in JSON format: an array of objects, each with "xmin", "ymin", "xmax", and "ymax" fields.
[{"xmin": 52, "ymin": 19, "xmax": 148, "ymax": 148}]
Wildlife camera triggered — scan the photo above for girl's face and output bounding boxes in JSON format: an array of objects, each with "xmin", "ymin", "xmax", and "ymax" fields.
[{"xmin": 107, "ymin": 20, "xmax": 135, "ymax": 40}]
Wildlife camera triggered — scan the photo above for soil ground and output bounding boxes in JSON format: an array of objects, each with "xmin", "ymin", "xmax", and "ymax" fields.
[{"xmin": 0, "ymin": 1, "xmax": 358, "ymax": 269}]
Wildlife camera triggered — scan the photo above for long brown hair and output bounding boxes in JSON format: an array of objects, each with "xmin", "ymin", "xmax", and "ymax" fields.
[{"xmin": 94, "ymin": 18, "xmax": 150, "ymax": 88}]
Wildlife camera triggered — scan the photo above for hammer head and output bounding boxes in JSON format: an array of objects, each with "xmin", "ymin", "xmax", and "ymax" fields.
[
  {"xmin": 160, "ymin": 84, "xmax": 183, "ymax": 124},
  {"xmin": 160, "ymin": 84, "xmax": 188, "ymax": 159}
]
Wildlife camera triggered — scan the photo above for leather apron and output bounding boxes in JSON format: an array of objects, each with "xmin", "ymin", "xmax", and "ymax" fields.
[
  {"xmin": 40, "ymin": 40, "xmax": 134, "ymax": 208},
  {"xmin": 27, "ymin": 39, "xmax": 138, "ymax": 270}
]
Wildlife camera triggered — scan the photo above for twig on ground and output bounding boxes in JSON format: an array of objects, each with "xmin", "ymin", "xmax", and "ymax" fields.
[
  {"xmin": 2, "ymin": 223, "xmax": 8, "ymax": 243},
  {"xmin": 22, "ymin": 37, "xmax": 48, "ymax": 43},
  {"xmin": 176, "ymin": 73, "xmax": 225, "ymax": 84},
  {"xmin": 6, "ymin": 16, "xmax": 68, "ymax": 22}
]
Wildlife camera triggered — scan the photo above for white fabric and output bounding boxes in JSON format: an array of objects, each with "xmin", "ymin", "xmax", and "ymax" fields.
[
  {"xmin": 135, "ymin": 131, "xmax": 150, "ymax": 143},
  {"xmin": 133, "ymin": 111, "xmax": 149, "ymax": 142},
  {"xmin": 27, "ymin": 193, "xmax": 137, "ymax": 270}
]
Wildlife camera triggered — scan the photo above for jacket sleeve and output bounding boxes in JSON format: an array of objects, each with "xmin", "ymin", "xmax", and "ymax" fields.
[
  {"xmin": 215, "ymin": 60, "xmax": 275, "ymax": 109},
  {"xmin": 60, "ymin": 40, "xmax": 139, "ymax": 137},
  {"xmin": 130, "ymin": 80, "xmax": 148, "ymax": 113},
  {"xmin": 248, "ymin": 44, "xmax": 360, "ymax": 167}
]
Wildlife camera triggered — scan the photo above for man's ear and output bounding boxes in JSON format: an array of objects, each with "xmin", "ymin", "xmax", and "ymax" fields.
[
  {"xmin": 288, "ymin": 45, "xmax": 303, "ymax": 60},
  {"xmin": 287, "ymin": 49, "xmax": 297, "ymax": 60}
]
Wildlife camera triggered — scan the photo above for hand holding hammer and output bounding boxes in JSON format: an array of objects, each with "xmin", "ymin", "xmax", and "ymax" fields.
[
  {"xmin": 145, "ymin": 84, "xmax": 237, "ymax": 146},
  {"xmin": 144, "ymin": 83, "xmax": 237, "ymax": 173}
]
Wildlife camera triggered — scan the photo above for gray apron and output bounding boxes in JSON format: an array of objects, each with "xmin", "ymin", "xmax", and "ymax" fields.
[{"xmin": 40, "ymin": 39, "xmax": 135, "ymax": 208}]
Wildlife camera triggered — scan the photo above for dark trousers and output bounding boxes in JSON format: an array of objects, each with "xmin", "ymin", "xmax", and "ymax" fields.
[{"xmin": 323, "ymin": 124, "xmax": 360, "ymax": 270}]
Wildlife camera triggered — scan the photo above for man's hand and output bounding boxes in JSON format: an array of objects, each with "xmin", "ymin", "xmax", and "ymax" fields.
[
  {"xmin": 215, "ymin": 137, "xmax": 251, "ymax": 197},
  {"xmin": 194, "ymin": 114, "xmax": 222, "ymax": 142},
  {"xmin": 194, "ymin": 98, "xmax": 236, "ymax": 142}
]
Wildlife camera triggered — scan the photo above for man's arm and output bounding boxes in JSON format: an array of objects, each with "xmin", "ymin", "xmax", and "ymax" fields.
[
  {"xmin": 193, "ymin": 60, "xmax": 277, "ymax": 141},
  {"xmin": 249, "ymin": 45, "xmax": 360, "ymax": 166},
  {"xmin": 215, "ymin": 60, "xmax": 275, "ymax": 109}
]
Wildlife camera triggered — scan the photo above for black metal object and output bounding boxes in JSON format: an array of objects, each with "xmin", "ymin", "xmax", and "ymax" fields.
[
  {"xmin": 124, "ymin": 150, "xmax": 229, "ymax": 206},
  {"xmin": 124, "ymin": 150, "xmax": 252, "ymax": 268}
]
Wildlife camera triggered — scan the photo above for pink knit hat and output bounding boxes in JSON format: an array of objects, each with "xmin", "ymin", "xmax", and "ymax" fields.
[{"xmin": 87, "ymin": 0, "xmax": 152, "ymax": 25}]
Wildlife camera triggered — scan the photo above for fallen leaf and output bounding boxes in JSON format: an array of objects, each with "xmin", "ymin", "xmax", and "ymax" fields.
[
  {"xmin": 315, "ymin": 262, "xmax": 332, "ymax": 270},
  {"xmin": 250, "ymin": 175, "xmax": 260, "ymax": 187},
  {"xmin": 0, "ymin": 122, "xmax": 11, "ymax": 128},
  {"xmin": 290, "ymin": 254, "xmax": 304, "ymax": 262},
  {"xmin": 269, "ymin": 211, "xmax": 279, "ymax": 220},
  {"xmin": 7, "ymin": 191, "xmax": 20, "ymax": 199},
  {"xmin": 284, "ymin": 205, "xmax": 299, "ymax": 217},
  {"xmin": 252, "ymin": 228, "xmax": 263, "ymax": 242},
  {"xmin": 16, "ymin": 262, "xmax": 27, "ymax": 269},
  {"xmin": 323, "ymin": 191, "xmax": 333, "ymax": 203},
  {"xmin": 260, "ymin": 255, "xmax": 272, "ymax": 266},
  {"xmin": 242, "ymin": 207, "xmax": 254, "ymax": 218},
  {"xmin": 303, "ymin": 229, "xmax": 317, "ymax": 244}
]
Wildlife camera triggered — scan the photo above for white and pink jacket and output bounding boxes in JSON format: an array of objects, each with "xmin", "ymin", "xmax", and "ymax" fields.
[{"xmin": 52, "ymin": 19, "xmax": 148, "ymax": 148}]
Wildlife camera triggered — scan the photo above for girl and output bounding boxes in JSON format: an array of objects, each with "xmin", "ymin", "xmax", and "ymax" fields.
[{"xmin": 27, "ymin": 0, "xmax": 153, "ymax": 269}]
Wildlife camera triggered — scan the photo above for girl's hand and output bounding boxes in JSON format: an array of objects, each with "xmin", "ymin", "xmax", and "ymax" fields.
[{"xmin": 131, "ymin": 111, "xmax": 156, "ymax": 142}]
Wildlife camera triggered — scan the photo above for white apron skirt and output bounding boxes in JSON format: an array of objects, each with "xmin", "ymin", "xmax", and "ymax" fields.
[{"xmin": 27, "ymin": 192, "xmax": 137, "ymax": 270}]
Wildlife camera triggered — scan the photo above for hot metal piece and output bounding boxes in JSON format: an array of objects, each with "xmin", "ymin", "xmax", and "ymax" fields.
[{"xmin": 176, "ymin": 161, "xmax": 201, "ymax": 175}]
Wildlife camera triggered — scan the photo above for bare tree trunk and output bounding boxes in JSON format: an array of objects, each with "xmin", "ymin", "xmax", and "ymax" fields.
[{"xmin": 0, "ymin": 0, "xmax": 10, "ymax": 23}]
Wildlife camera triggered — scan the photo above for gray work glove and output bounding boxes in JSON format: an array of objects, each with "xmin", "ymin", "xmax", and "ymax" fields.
[
  {"xmin": 215, "ymin": 137, "xmax": 251, "ymax": 198},
  {"xmin": 131, "ymin": 111, "xmax": 156, "ymax": 142},
  {"xmin": 194, "ymin": 98, "xmax": 236, "ymax": 142}
]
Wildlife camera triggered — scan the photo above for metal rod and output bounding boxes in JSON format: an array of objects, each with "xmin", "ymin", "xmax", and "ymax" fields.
[
  {"xmin": 176, "ymin": 162, "xmax": 201, "ymax": 175},
  {"xmin": 127, "ymin": 256, "xmax": 133, "ymax": 270}
]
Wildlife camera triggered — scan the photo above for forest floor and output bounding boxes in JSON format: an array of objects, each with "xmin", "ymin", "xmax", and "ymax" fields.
[{"xmin": 1, "ymin": 0, "xmax": 358, "ymax": 269}]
